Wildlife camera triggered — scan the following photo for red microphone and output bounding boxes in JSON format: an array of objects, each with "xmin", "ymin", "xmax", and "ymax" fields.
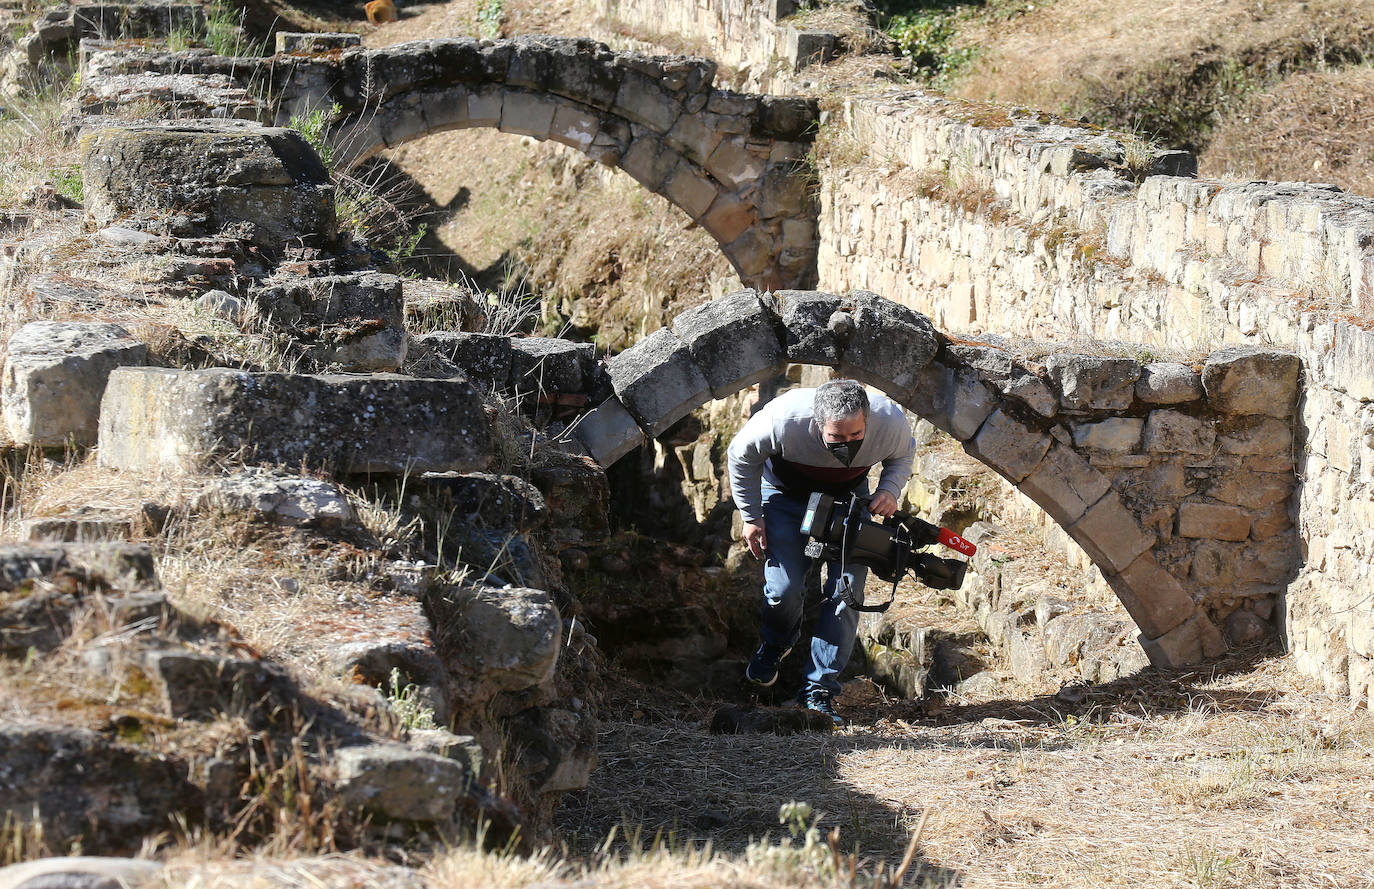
[{"xmin": 937, "ymin": 528, "xmax": 977, "ymax": 557}]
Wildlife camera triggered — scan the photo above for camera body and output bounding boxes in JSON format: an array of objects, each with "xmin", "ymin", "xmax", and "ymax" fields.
[{"xmin": 799, "ymin": 492, "xmax": 974, "ymax": 591}]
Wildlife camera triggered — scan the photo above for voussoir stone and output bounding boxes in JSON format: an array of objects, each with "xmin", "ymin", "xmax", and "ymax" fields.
[
  {"xmin": 2, "ymin": 321, "xmax": 147, "ymax": 448},
  {"xmin": 670, "ymin": 289, "xmax": 784, "ymax": 398},
  {"xmin": 607, "ymin": 327, "xmax": 710, "ymax": 437},
  {"xmin": 777, "ymin": 290, "xmax": 841, "ymax": 365},
  {"xmin": 1201, "ymin": 346, "xmax": 1300, "ymax": 417},
  {"xmin": 573, "ymin": 397, "xmax": 646, "ymax": 467},
  {"xmin": 964, "ymin": 408, "xmax": 1050, "ymax": 483},
  {"xmin": 1136, "ymin": 362, "xmax": 1203, "ymax": 404},
  {"xmin": 1016, "ymin": 443, "xmax": 1111, "ymax": 525},
  {"xmin": 97, "ymin": 368, "xmax": 493, "ymax": 475},
  {"xmin": 1045, "ymin": 354, "xmax": 1140, "ymax": 410},
  {"xmin": 837, "ymin": 291, "xmax": 938, "ymax": 400}
]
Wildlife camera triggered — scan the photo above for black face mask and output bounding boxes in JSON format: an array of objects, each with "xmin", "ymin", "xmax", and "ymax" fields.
[{"xmin": 827, "ymin": 438, "xmax": 863, "ymax": 466}]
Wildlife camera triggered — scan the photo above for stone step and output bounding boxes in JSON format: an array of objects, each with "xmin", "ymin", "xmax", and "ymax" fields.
[{"xmin": 98, "ymin": 368, "xmax": 494, "ymax": 476}]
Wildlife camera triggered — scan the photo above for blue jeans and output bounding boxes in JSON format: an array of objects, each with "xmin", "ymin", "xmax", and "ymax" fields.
[{"xmin": 759, "ymin": 480, "xmax": 869, "ymax": 696}]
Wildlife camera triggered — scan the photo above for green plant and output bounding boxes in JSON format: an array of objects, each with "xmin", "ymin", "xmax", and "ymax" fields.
[
  {"xmin": 881, "ymin": 4, "xmax": 977, "ymax": 87},
  {"xmin": 383, "ymin": 667, "xmax": 438, "ymax": 731},
  {"xmin": 205, "ymin": 1, "xmax": 260, "ymax": 58},
  {"xmin": 288, "ymin": 104, "xmax": 338, "ymax": 170},
  {"xmin": 50, "ymin": 165, "xmax": 82, "ymax": 204},
  {"xmin": 477, "ymin": 0, "xmax": 505, "ymax": 39}
]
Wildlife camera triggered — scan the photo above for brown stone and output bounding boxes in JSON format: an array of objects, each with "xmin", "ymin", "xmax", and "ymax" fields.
[{"xmin": 1176, "ymin": 502, "xmax": 1252, "ymax": 541}]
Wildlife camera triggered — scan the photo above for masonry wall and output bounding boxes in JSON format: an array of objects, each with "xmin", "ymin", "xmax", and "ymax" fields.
[{"xmin": 817, "ymin": 92, "xmax": 1374, "ymax": 703}]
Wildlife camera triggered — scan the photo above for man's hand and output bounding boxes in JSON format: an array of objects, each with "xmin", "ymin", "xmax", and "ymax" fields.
[
  {"xmin": 868, "ymin": 490, "xmax": 899, "ymax": 517},
  {"xmin": 742, "ymin": 521, "xmax": 767, "ymax": 559}
]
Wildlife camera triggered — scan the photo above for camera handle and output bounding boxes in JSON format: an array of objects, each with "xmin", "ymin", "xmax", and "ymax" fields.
[{"xmin": 831, "ymin": 493, "xmax": 903, "ymax": 614}]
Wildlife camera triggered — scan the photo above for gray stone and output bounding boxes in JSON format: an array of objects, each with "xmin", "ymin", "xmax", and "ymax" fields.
[
  {"xmin": 414, "ymin": 332, "xmax": 512, "ymax": 388},
  {"xmin": 1177, "ymin": 502, "xmax": 1251, "ymax": 541},
  {"xmin": 1140, "ymin": 612, "xmax": 1226, "ymax": 667},
  {"xmin": 143, "ymin": 649, "xmax": 291, "ymax": 721},
  {"xmin": 0, "ymin": 857, "xmax": 162, "ymax": 889},
  {"xmin": 82, "ymin": 121, "xmax": 336, "ymax": 248},
  {"xmin": 1201, "ymin": 346, "xmax": 1301, "ymax": 417},
  {"xmin": 96, "ymin": 226, "xmax": 169, "ymax": 249},
  {"xmin": 196, "ymin": 289, "xmax": 246, "ymax": 324},
  {"xmin": 1140, "ymin": 410, "xmax": 1215, "ymax": 455},
  {"xmin": 195, "ymin": 471, "xmax": 356, "ymax": 528},
  {"xmin": 1217, "ymin": 416, "xmax": 1293, "ymax": 456},
  {"xmin": 0, "ymin": 724, "xmax": 194, "ymax": 857},
  {"xmin": 407, "ymin": 729, "xmax": 485, "ymax": 779},
  {"xmin": 1224, "ymin": 608, "xmax": 1271, "ymax": 645},
  {"xmin": 1070, "ymin": 417, "xmax": 1143, "ymax": 452},
  {"xmin": 1045, "ymin": 354, "xmax": 1140, "ymax": 410},
  {"xmin": 777, "ymin": 290, "xmax": 841, "ymax": 365},
  {"xmin": 943, "ymin": 368, "xmax": 999, "ymax": 441},
  {"xmin": 1136, "ymin": 363, "xmax": 1203, "ymax": 404},
  {"xmin": 670, "ymin": 289, "xmax": 784, "ymax": 398},
  {"xmin": 425, "ymin": 584, "xmax": 560, "ymax": 705},
  {"xmin": 253, "ymin": 272, "xmax": 406, "ymax": 372},
  {"xmin": 98, "ymin": 368, "xmax": 493, "ymax": 476},
  {"xmin": 20, "ymin": 512, "xmax": 134, "ymax": 543},
  {"xmin": 2, "ymin": 321, "xmax": 146, "ymax": 447},
  {"xmin": 1016, "ymin": 443, "xmax": 1111, "ymax": 525},
  {"xmin": 607, "ymin": 327, "xmax": 710, "ymax": 436},
  {"xmin": 335, "ymin": 743, "xmax": 468, "ymax": 822},
  {"xmin": 407, "ymin": 472, "xmax": 546, "ymax": 529},
  {"xmin": 276, "ymin": 32, "xmax": 362, "ymax": 53},
  {"xmin": 573, "ymin": 397, "xmax": 646, "ymax": 466},
  {"xmin": 1068, "ymin": 494, "xmax": 1153, "ymax": 574},
  {"xmin": 948, "ymin": 343, "xmax": 1057, "ymax": 417},
  {"xmin": 509, "ymin": 337, "xmax": 594, "ymax": 395},
  {"xmin": 506, "ymin": 706, "xmax": 597, "ymax": 794},
  {"xmin": 0, "ymin": 543, "xmax": 157, "ymax": 593},
  {"xmin": 837, "ymin": 291, "xmax": 938, "ymax": 400},
  {"xmin": 964, "ymin": 408, "xmax": 1050, "ymax": 483}
]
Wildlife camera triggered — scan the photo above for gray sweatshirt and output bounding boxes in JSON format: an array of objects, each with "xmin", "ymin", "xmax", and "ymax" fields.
[{"xmin": 727, "ymin": 387, "xmax": 916, "ymax": 524}]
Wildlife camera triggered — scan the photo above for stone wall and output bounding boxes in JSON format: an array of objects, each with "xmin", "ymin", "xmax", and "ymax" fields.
[
  {"xmin": 815, "ymin": 91, "xmax": 1374, "ymax": 704},
  {"xmin": 592, "ymin": 0, "xmax": 835, "ymax": 88}
]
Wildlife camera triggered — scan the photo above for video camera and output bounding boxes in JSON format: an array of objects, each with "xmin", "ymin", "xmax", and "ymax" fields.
[{"xmin": 799, "ymin": 492, "xmax": 977, "ymax": 612}]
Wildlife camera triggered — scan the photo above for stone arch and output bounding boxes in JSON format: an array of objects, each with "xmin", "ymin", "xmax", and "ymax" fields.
[
  {"xmin": 568, "ymin": 289, "xmax": 1219, "ymax": 669},
  {"xmin": 303, "ymin": 37, "xmax": 820, "ymax": 291}
]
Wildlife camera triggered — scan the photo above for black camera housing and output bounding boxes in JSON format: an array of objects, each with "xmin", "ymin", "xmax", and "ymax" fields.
[{"xmin": 799, "ymin": 492, "xmax": 970, "ymax": 591}]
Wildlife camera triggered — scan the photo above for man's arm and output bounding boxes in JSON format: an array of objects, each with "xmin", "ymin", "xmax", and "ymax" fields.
[
  {"xmin": 872, "ymin": 413, "xmax": 916, "ymax": 511},
  {"xmin": 727, "ymin": 408, "xmax": 778, "ymax": 557}
]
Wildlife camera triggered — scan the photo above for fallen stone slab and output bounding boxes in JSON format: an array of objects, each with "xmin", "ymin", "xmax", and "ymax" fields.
[
  {"xmin": 194, "ymin": 471, "xmax": 356, "ymax": 528},
  {"xmin": 19, "ymin": 510, "xmax": 135, "ymax": 543},
  {"xmin": 414, "ymin": 331, "xmax": 512, "ymax": 388},
  {"xmin": 98, "ymin": 368, "xmax": 493, "ymax": 475},
  {"xmin": 0, "ymin": 857, "xmax": 163, "ymax": 889},
  {"xmin": 82, "ymin": 120, "xmax": 336, "ymax": 249},
  {"xmin": 142, "ymin": 648, "xmax": 295, "ymax": 721},
  {"xmin": 335, "ymin": 743, "xmax": 469, "ymax": 822},
  {"xmin": 2, "ymin": 321, "xmax": 146, "ymax": 447},
  {"xmin": 0, "ymin": 542, "xmax": 157, "ymax": 592},
  {"xmin": 253, "ymin": 272, "xmax": 407, "ymax": 372}
]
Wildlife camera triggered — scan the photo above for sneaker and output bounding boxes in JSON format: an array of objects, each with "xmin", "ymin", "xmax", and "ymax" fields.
[
  {"xmin": 799, "ymin": 688, "xmax": 844, "ymax": 728},
  {"xmin": 745, "ymin": 642, "xmax": 791, "ymax": 687}
]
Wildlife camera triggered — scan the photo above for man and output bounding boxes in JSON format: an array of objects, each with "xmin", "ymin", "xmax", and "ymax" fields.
[{"xmin": 727, "ymin": 379, "xmax": 915, "ymax": 726}]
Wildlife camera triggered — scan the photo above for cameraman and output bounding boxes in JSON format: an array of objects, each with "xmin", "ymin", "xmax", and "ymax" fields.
[{"xmin": 727, "ymin": 379, "xmax": 915, "ymax": 726}]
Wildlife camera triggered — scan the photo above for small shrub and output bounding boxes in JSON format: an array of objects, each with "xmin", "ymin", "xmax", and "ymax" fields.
[
  {"xmin": 383, "ymin": 667, "xmax": 438, "ymax": 731},
  {"xmin": 477, "ymin": 0, "xmax": 505, "ymax": 39}
]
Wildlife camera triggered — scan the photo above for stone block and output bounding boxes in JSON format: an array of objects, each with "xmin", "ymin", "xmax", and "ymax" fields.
[
  {"xmin": 670, "ymin": 290, "xmax": 784, "ymax": 398},
  {"xmin": 467, "ymin": 86, "xmax": 503, "ymax": 126},
  {"xmin": 419, "ymin": 85, "xmax": 471, "ymax": 131},
  {"xmin": 98, "ymin": 368, "xmax": 493, "ymax": 476},
  {"xmin": 1136, "ymin": 362, "xmax": 1203, "ymax": 404},
  {"xmin": 662, "ymin": 161, "xmax": 719, "ymax": 219},
  {"xmin": 945, "ymin": 367, "xmax": 998, "ymax": 441},
  {"xmin": 1139, "ymin": 614, "xmax": 1206, "ymax": 667},
  {"xmin": 1177, "ymin": 502, "xmax": 1251, "ymax": 541},
  {"xmin": 700, "ymin": 194, "xmax": 756, "ymax": 244},
  {"xmin": 550, "ymin": 103, "xmax": 599, "ymax": 151},
  {"xmin": 1070, "ymin": 417, "xmax": 1143, "ymax": 452},
  {"xmin": 1068, "ymin": 494, "xmax": 1154, "ymax": 574},
  {"xmin": 706, "ymin": 135, "xmax": 767, "ymax": 190},
  {"xmin": 572, "ymin": 398, "xmax": 645, "ymax": 467},
  {"xmin": 0, "ymin": 543, "xmax": 157, "ymax": 594},
  {"xmin": 1201, "ymin": 346, "xmax": 1301, "ymax": 417},
  {"xmin": 407, "ymin": 471, "xmax": 546, "ymax": 530},
  {"xmin": 1224, "ymin": 608, "xmax": 1271, "ymax": 645},
  {"xmin": 143, "ymin": 649, "xmax": 290, "ymax": 721},
  {"xmin": 1016, "ymin": 443, "xmax": 1111, "ymax": 525},
  {"xmin": 1045, "ymin": 354, "xmax": 1140, "ymax": 410},
  {"xmin": 1105, "ymin": 553, "xmax": 1196, "ymax": 638},
  {"xmin": 276, "ymin": 32, "xmax": 361, "ymax": 53},
  {"xmin": 777, "ymin": 290, "xmax": 841, "ymax": 365},
  {"xmin": 837, "ymin": 291, "xmax": 939, "ymax": 401},
  {"xmin": 499, "ymin": 90, "xmax": 557, "ymax": 138},
  {"xmin": 194, "ymin": 471, "xmax": 356, "ymax": 529},
  {"xmin": 964, "ymin": 408, "xmax": 1050, "ymax": 484},
  {"xmin": 335, "ymin": 744, "xmax": 468, "ymax": 822},
  {"xmin": 82, "ymin": 121, "xmax": 336, "ymax": 248},
  {"xmin": 1141, "ymin": 410, "xmax": 1216, "ymax": 455},
  {"xmin": 2, "ymin": 321, "xmax": 147, "ymax": 448},
  {"xmin": 0, "ymin": 858, "xmax": 162, "ymax": 889},
  {"xmin": 509, "ymin": 337, "xmax": 594, "ymax": 395},
  {"xmin": 414, "ymin": 332, "xmax": 512, "ymax": 389},
  {"xmin": 424, "ymin": 583, "xmax": 560, "ymax": 705},
  {"xmin": 618, "ymin": 136, "xmax": 677, "ymax": 191},
  {"xmin": 1217, "ymin": 416, "xmax": 1293, "ymax": 456},
  {"xmin": 613, "ymin": 69, "xmax": 681, "ymax": 132},
  {"xmin": 607, "ymin": 328, "xmax": 710, "ymax": 437}
]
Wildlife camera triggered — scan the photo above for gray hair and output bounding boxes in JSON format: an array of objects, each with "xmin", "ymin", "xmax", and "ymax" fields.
[{"xmin": 814, "ymin": 379, "xmax": 869, "ymax": 424}]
